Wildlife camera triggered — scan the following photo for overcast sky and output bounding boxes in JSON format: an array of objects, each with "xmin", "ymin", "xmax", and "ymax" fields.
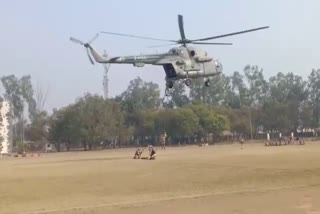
[{"xmin": 1, "ymin": 0, "xmax": 320, "ymax": 112}]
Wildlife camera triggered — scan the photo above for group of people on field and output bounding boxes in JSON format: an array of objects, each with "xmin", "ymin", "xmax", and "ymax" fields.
[
  {"xmin": 265, "ymin": 135, "xmax": 305, "ymax": 146},
  {"xmin": 133, "ymin": 145, "xmax": 157, "ymax": 159},
  {"xmin": 133, "ymin": 131, "xmax": 167, "ymax": 160}
]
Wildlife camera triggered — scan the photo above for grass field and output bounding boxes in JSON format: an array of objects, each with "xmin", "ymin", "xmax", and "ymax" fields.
[{"xmin": 1, "ymin": 142, "xmax": 320, "ymax": 214}]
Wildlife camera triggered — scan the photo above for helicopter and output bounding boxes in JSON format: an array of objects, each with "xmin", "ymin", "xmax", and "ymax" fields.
[{"xmin": 70, "ymin": 15, "xmax": 269, "ymax": 96}]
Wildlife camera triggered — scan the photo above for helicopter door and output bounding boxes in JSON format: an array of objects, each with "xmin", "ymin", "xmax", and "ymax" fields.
[{"xmin": 163, "ymin": 64, "xmax": 177, "ymax": 78}]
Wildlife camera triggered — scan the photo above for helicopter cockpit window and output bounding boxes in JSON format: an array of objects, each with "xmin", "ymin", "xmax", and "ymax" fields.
[
  {"xmin": 169, "ymin": 48, "xmax": 179, "ymax": 55},
  {"xmin": 215, "ymin": 60, "xmax": 223, "ymax": 72}
]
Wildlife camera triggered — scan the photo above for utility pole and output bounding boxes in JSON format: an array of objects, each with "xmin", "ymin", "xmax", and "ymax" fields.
[
  {"xmin": 102, "ymin": 50, "xmax": 110, "ymax": 99},
  {"xmin": 21, "ymin": 103, "xmax": 24, "ymax": 145},
  {"xmin": 249, "ymin": 106, "xmax": 253, "ymax": 142}
]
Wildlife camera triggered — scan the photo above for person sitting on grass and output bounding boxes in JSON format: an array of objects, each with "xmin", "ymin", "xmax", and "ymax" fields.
[
  {"xmin": 149, "ymin": 145, "xmax": 156, "ymax": 160},
  {"xmin": 133, "ymin": 148, "xmax": 142, "ymax": 159}
]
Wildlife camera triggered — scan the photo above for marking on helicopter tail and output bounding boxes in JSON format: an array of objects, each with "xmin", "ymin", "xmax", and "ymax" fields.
[{"xmin": 134, "ymin": 56, "xmax": 147, "ymax": 60}]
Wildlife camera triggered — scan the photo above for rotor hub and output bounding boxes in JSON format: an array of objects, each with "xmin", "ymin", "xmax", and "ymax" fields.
[{"xmin": 177, "ymin": 39, "xmax": 192, "ymax": 46}]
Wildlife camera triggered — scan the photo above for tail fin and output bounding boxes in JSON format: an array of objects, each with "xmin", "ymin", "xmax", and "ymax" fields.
[{"xmin": 70, "ymin": 33, "xmax": 105, "ymax": 64}]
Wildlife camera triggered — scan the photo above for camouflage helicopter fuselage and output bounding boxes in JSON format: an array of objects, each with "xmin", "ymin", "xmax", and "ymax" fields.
[
  {"xmin": 71, "ymin": 14, "xmax": 268, "ymax": 94},
  {"xmin": 88, "ymin": 44, "xmax": 222, "ymax": 89}
]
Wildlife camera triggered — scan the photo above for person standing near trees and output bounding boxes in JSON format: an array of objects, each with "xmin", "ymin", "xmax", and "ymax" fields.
[
  {"xmin": 160, "ymin": 131, "xmax": 167, "ymax": 150},
  {"xmin": 240, "ymin": 136, "xmax": 244, "ymax": 149}
]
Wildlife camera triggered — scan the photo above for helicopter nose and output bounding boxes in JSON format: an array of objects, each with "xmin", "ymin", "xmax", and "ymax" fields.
[{"xmin": 214, "ymin": 60, "xmax": 223, "ymax": 73}]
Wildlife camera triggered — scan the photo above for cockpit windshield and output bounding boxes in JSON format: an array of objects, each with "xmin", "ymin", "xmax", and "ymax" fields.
[
  {"xmin": 169, "ymin": 48, "xmax": 182, "ymax": 55},
  {"xmin": 214, "ymin": 60, "xmax": 223, "ymax": 73},
  {"xmin": 169, "ymin": 48, "xmax": 176, "ymax": 54}
]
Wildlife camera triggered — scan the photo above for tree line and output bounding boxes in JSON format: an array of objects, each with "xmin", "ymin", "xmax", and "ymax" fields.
[{"xmin": 1, "ymin": 65, "xmax": 320, "ymax": 151}]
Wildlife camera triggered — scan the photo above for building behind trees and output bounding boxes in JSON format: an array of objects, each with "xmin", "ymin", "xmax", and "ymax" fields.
[{"xmin": 0, "ymin": 100, "xmax": 13, "ymax": 154}]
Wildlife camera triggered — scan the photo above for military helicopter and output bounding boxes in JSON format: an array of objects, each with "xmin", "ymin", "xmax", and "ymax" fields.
[{"xmin": 70, "ymin": 15, "xmax": 269, "ymax": 96}]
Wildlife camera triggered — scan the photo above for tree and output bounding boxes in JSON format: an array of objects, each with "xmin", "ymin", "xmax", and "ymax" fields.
[
  {"xmin": 35, "ymin": 82, "xmax": 49, "ymax": 113},
  {"xmin": 231, "ymin": 71, "xmax": 248, "ymax": 107},
  {"xmin": 190, "ymin": 104, "xmax": 229, "ymax": 141},
  {"xmin": 19, "ymin": 75, "xmax": 37, "ymax": 120},
  {"xmin": 189, "ymin": 75, "xmax": 232, "ymax": 106},
  {"xmin": 206, "ymin": 110, "xmax": 229, "ymax": 137},
  {"xmin": 243, "ymin": 65, "xmax": 269, "ymax": 106},
  {"xmin": 269, "ymin": 72, "xmax": 307, "ymax": 131},
  {"xmin": 133, "ymin": 110, "xmax": 157, "ymax": 137},
  {"xmin": 116, "ymin": 77, "xmax": 160, "ymax": 113},
  {"xmin": 1, "ymin": 75, "xmax": 24, "ymax": 121},
  {"xmin": 299, "ymin": 101, "xmax": 313, "ymax": 129},
  {"xmin": 25, "ymin": 111, "xmax": 49, "ymax": 142},
  {"xmin": 1, "ymin": 75, "xmax": 39, "ymax": 121},
  {"xmin": 154, "ymin": 109, "xmax": 177, "ymax": 138},
  {"xmin": 1, "ymin": 75, "xmax": 37, "ymax": 147},
  {"xmin": 163, "ymin": 80, "xmax": 189, "ymax": 108},
  {"xmin": 76, "ymin": 94, "xmax": 128, "ymax": 150},
  {"xmin": 269, "ymin": 72, "xmax": 307, "ymax": 104},
  {"xmin": 260, "ymin": 101, "xmax": 290, "ymax": 133},
  {"xmin": 307, "ymin": 69, "xmax": 320, "ymax": 128},
  {"xmin": 47, "ymin": 107, "xmax": 68, "ymax": 152},
  {"xmin": 227, "ymin": 107, "xmax": 251, "ymax": 136},
  {"xmin": 174, "ymin": 107, "xmax": 199, "ymax": 138}
]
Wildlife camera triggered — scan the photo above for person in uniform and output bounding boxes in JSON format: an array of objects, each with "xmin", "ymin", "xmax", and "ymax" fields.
[
  {"xmin": 240, "ymin": 136, "xmax": 244, "ymax": 149},
  {"xmin": 149, "ymin": 145, "xmax": 156, "ymax": 159},
  {"xmin": 160, "ymin": 131, "xmax": 167, "ymax": 150},
  {"xmin": 133, "ymin": 148, "xmax": 142, "ymax": 159}
]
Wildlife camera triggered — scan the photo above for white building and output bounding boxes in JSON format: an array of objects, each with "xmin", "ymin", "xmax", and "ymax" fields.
[{"xmin": 0, "ymin": 101, "xmax": 12, "ymax": 154}]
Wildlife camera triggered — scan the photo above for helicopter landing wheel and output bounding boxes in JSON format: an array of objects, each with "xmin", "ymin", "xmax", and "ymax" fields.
[
  {"xmin": 167, "ymin": 81, "xmax": 174, "ymax": 89},
  {"xmin": 165, "ymin": 87, "xmax": 172, "ymax": 96},
  {"xmin": 165, "ymin": 89, "xmax": 169, "ymax": 96},
  {"xmin": 205, "ymin": 79, "xmax": 210, "ymax": 87},
  {"xmin": 185, "ymin": 78, "xmax": 192, "ymax": 87}
]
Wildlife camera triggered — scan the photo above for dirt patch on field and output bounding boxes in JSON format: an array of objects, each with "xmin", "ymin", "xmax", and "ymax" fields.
[{"xmin": 1, "ymin": 142, "xmax": 320, "ymax": 214}]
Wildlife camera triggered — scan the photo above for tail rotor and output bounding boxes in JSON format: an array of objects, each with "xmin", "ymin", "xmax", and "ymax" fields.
[
  {"xmin": 69, "ymin": 33, "xmax": 100, "ymax": 65},
  {"xmin": 85, "ymin": 48, "xmax": 95, "ymax": 64},
  {"xmin": 69, "ymin": 37, "xmax": 85, "ymax": 45}
]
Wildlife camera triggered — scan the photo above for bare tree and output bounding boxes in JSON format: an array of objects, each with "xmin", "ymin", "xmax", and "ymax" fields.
[{"xmin": 35, "ymin": 82, "xmax": 49, "ymax": 113}]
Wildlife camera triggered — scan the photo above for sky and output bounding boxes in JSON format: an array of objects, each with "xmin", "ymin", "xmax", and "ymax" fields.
[{"xmin": 1, "ymin": 0, "xmax": 320, "ymax": 112}]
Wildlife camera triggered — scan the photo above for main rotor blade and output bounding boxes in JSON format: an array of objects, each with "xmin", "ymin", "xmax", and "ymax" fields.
[
  {"xmin": 70, "ymin": 37, "xmax": 84, "ymax": 45},
  {"xmin": 192, "ymin": 42, "xmax": 233, "ymax": 45},
  {"xmin": 178, "ymin": 14, "xmax": 186, "ymax": 41},
  {"xmin": 148, "ymin": 43, "xmax": 177, "ymax": 48},
  {"xmin": 192, "ymin": 26, "xmax": 270, "ymax": 42},
  {"xmin": 88, "ymin": 33, "xmax": 99, "ymax": 44},
  {"xmin": 100, "ymin": 31, "xmax": 175, "ymax": 42}
]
